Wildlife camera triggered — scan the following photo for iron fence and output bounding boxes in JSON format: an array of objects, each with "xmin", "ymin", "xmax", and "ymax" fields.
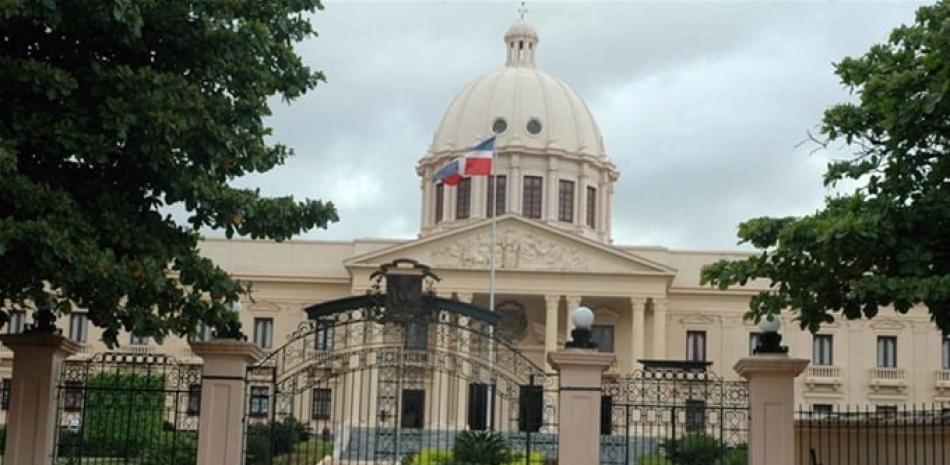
[
  {"xmin": 53, "ymin": 352, "xmax": 201, "ymax": 464},
  {"xmin": 601, "ymin": 368, "xmax": 749, "ymax": 465},
  {"xmin": 796, "ymin": 404, "xmax": 950, "ymax": 465}
]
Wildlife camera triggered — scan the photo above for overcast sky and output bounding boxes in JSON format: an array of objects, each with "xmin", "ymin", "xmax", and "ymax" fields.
[{"xmin": 235, "ymin": 0, "xmax": 926, "ymax": 250}]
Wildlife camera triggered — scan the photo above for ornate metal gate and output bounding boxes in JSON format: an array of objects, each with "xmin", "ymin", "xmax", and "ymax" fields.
[
  {"xmin": 600, "ymin": 363, "xmax": 749, "ymax": 465},
  {"xmin": 244, "ymin": 260, "xmax": 559, "ymax": 465}
]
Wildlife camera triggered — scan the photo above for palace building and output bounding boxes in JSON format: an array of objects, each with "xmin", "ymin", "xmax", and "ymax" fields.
[{"xmin": 3, "ymin": 20, "xmax": 949, "ymax": 417}]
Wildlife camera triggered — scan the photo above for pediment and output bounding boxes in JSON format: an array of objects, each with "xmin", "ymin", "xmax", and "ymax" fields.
[
  {"xmin": 346, "ymin": 215, "xmax": 675, "ymax": 275},
  {"xmin": 869, "ymin": 319, "xmax": 905, "ymax": 331}
]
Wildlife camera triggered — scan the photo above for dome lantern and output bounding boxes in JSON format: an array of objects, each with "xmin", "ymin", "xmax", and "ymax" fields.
[{"xmin": 504, "ymin": 21, "xmax": 538, "ymax": 67}]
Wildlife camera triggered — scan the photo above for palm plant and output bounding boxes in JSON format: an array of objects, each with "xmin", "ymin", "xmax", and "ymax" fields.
[{"xmin": 451, "ymin": 431, "xmax": 511, "ymax": 465}]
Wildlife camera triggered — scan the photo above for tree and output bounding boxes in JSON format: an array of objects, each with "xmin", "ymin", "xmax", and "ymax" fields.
[
  {"xmin": 0, "ymin": 0, "xmax": 337, "ymax": 345},
  {"xmin": 701, "ymin": 2, "xmax": 950, "ymax": 333}
]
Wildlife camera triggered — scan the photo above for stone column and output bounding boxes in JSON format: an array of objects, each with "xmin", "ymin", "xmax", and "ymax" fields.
[
  {"xmin": 578, "ymin": 165, "xmax": 590, "ymax": 229},
  {"xmin": 546, "ymin": 158, "xmax": 559, "ymax": 222},
  {"xmin": 510, "ymin": 154, "xmax": 522, "ymax": 215},
  {"xmin": 564, "ymin": 295, "xmax": 582, "ymax": 344},
  {"xmin": 735, "ymin": 354, "xmax": 809, "ymax": 465},
  {"xmin": 0, "ymin": 333, "xmax": 80, "ymax": 465},
  {"xmin": 651, "ymin": 298, "xmax": 667, "ymax": 359},
  {"xmin": 191, "ymin": 339, "xmax": 265, "ymax": 465},
  {"xmin": 544, "ymin": 295, "xmax": 561, "ymax": 370},
  {"xmin": 630, "ymin": 297, "xmax": 646, "ymax": 371},
  {"xmin": 548, "ymin": 350, "xmax": 615, "ymax": 465},
  {"xmin": 421, "ymin": 167, "xmax": 433, "ymax": 230}
]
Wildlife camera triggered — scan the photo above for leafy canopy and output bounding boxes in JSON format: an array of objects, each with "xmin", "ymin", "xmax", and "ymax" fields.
[
  {"xmin": 0, "ymin": 0, "xmax": 337, "ymax": 345},
  {"xmin": 701, "ymin": 2, "xmax": 950, "ymax": 333}
]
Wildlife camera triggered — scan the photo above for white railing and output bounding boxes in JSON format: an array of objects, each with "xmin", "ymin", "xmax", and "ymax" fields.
[
  {"xmin": 937, "ymin": 369, "xmax": 950, "ymax": 384},
  {"xmin": 807, "ymin": 366, "xmax": 841, "ymax": 379},
  {"xmin": 869, "ymin": 367, "xmax": 906, "ymax": 384},
  {"xmin": 125, "ymin": 345, "xmax": 156, "ymax": 355}
]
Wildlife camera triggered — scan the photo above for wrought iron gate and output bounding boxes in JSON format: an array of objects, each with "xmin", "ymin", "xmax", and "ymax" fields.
[
  {"xmin": 243, "ymin": 260, "xmax": 559, "ymax": 464},
  {"xmin": 600, "ymin": 364, "xmax": 749, "ymax": 465},
  {"xmin": 53, "ymin": 353, "xmax": 201, "ymax": 464}
]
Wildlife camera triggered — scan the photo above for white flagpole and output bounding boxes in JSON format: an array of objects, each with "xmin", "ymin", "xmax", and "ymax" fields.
[{"xmin": 487, "ymin": 139, "xmax": 498, "ymax": 431}]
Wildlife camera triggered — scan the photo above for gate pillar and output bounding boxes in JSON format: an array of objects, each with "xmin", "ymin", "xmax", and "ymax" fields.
[
  {"xmin": 548, "ymin": 350, "xmax": 614, "ymax": 465},
  {"xmin": 191, "ymin": 339, "xmax": 264, "ymax": 465},
  {"xmin": 0, "ymin": 333, "xmax": 80, "ymax": 465},
  {"xmin": 735, "ymin": 355, "xmax": 808, "ymax": 465}
]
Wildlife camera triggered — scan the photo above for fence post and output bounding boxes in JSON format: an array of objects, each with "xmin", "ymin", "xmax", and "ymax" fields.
[
  {"xmin": 0, "ymin": 333, "xmax": 80, "ymax": 465},
  {"xmin": 191, "ymin": 339, "xmax": 264, "ymax": 465},
  {"xmin": 548, "ymin": 349, "xmax": 615, "ymax": 465},
  {"xmin": 735, "ymin": 354, "xmax": 808, "ymax": 465}
]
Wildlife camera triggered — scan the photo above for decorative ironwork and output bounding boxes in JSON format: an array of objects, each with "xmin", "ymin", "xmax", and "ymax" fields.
[
  {"xmin": 53, "ymin": 352, "xmax": 202, "ymax": 464},
  {"xmin": 244, "ymin": 259, "xmax": 559, "ymax": 464},
  {"xmin": 600, "ymin": 368, "xmax": 750, "ymax": 465}
]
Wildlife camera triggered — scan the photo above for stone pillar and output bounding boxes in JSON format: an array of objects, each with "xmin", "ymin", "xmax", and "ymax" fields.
[
  {"xmin": 548, "ymin": 350, "xmax": 615, "ymax": 465},
  {"xmin": 564, "ymin": 295, "xmax": 582, "ymax": 344},
  {"xmin": 546, "ymin": 158, "xmax": 559, "ymax": 222},
  {"xmin": 630, "ymin": 297, "xmax": 646, "ymax": 371},
  {"xmin": 510, "ymin": 155, "xmax": 522, "ymax": 215},
  {"xmin": 651, "ymin": 298, "xmax": 667, "ymax": 359},
  {"xmin": 544, "ymin": 295, "xmax": 561, "ymax": 370},
  {"xmin": 191, "ymin": 339, "xmax": 265, "ymax": 465},
  {"xmin": 734, "ymin": 355, "xmax": 809, "ymax": 465},
  {"xmin": 0, "ymin": 334, "xmax": 80, "ymax": 465},
  {"xmin": 421, "ymin": 167, "xmax": 433, "ymax": 230}
]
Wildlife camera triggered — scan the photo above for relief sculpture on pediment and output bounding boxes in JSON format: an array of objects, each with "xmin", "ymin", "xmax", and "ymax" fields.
[{"xmin": 430, "ymin": 226, "xmax": 589, "ymax": 271}]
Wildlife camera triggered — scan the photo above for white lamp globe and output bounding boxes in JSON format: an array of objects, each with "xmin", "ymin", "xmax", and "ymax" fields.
[
  {"xmin": 571, "ymin": 306, "xmax": 595, "ymax": 330},
  {"xmin": 226, "ymin": 300, "xmax": 243, "ymax": 312},
  {"xmin": 757, "ymin": 314, "xmax": 781, "ymax": 333}
]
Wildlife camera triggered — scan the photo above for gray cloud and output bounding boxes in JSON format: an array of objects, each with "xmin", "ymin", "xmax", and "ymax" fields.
[{"xmin": 232, "ymin": 0, "xmax": 925, "ymax": 249}]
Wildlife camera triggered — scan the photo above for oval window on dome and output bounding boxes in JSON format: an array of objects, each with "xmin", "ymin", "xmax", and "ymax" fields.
[
  {"xmin": 492, "ymin": 117, "xmax": 508, "ymax": 134},
  {"xmin": 526, "ymin": 118, "xmax": 542, "ymax": 135}
]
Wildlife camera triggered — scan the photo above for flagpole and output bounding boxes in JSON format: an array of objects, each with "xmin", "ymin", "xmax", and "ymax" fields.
[{"xmin": 487, "ymin": 140, "xmax": 498, "ymax": 431}]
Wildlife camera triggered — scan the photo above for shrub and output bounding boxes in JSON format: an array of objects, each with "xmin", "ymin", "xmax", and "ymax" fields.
[
  {"xmin": 406, "ymin": 448, "xmax": 453, "ymax": 465},
  {"xmin": 661, "ymin": 433, "xmax": 727, "ymax": 465},
  {"xmin": 722, "ymin": 444, "xmax": 748, "ymax": 465},
  {"xmin": 245, "ymin": 417, "xmax": 311, "ymax": 464},
  {"xmin": 636, "ymin": 453, "xmax": 671, "ymax": 465},
  {"xmin": 139, "ymin": 432, "xmax": 198, "ymax": 465},
  {"xmin": 77, "ymin": 372, "xmax": 166, "ymax": 457},
  {"xmin": 451, "ymin": 431, "xmax": 512, "ymax": 465}
]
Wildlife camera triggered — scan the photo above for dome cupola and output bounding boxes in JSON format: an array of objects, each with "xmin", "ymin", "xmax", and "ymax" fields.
[{"xmin": 417, "ymin": 21, "xmax": 619, "ymax": 243}]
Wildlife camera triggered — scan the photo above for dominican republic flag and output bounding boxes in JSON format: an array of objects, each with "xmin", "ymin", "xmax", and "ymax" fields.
[{"xmin": 432, "ymin": 136, "xmax": 495, "ymax": 186}]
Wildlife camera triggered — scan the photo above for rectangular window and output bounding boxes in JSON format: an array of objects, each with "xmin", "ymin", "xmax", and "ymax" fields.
[
  {"xmin": 518, "ymin": 384, "xmax": 543, "ymax": 433},
  {"xmin": 249, "ymin": 386, "xmax": 270, "ymax": 417},
  {"xmin": 486, "ymin": 175, "xmax": 507, "ymax": 217},
  {"xmin": 63, "ymin": 381, "xmax": 83, "ymax": 412},
  {"xmin": 877, "ymin": 336, "xmax": 897, "ymax": 368},
  {"xmin": 254, "ymin": 318, "xmax": 274, "ymax": 350},
  {"xmin": 7, "ymin": 310, "xmax": 25, "ymax": 334},
  {"xmin": 685, "ymin": 399, "xmax": 706, "ymax": 433},
  {"xmin": 467, "ymin": 383, "xmax": 493, "ymax": 431},
  {"xmin": 1, "ymin": 379, "xmax": 10, "ymax": 410},
  {"xmin": 749, "ymin": 333, "xmax": 762, "ymax": 356},
  {"xmin": 69, "ymin": 314, "xmax": 88, "ymax": 343},
  {"xmin": 591, "ymin": 325, "xmax": 614, "ymax": 353},
  {"xmin": 601, "ymin": 395, "xmax": 613, "ymax": 435},
  {"xmin": 813, "ymin": 404, "xmax": 834, "ymax": 414},
  {"xmin": 943, "ymin": 337, "xmax": 950, "ymax": 370},
  {"xmin": 312, "ymin": 388, "xmax": 332, "ymax": 420},
  {"xmin": 813, "ymin": 335, "xmax": 833, "ymax": 366},
  {"xmin": 316, "ymin": 326, "xmax": 334, "ymax": 351},
  {"xmin": 455, "ymin": 177, "xmax": 471, "ymax": 219},
  {"xmin": 586, "ymin": 186, "xmax": 597, "ymax": 228},
  {"xmin": 522, "ymin": 176, "xmax": 543, "ymax": 218},
  {"xmin": 401, "ymin": 389, "xmax": 425, "ymax": 429},
  {"xmin": 558, "ymin": 180, "xmax": 575, "ymax": 223},
  {"xmin": 187, "ymin": 384, "xmax": 201, "ymax": 415},
  {"xmin": 405, "ymin": 322, "xmax": 428, "ymax": 350},
  {"xmin": 686, "ymin": 331, "xmax": 707, "ymax": 362},
  {"xmin": 129, "ymin": 334, "xmax": 149, "ymax": 346},
  {"xmin": 435, "ymin": 183, "xmax": 444, "ymax": 223}
]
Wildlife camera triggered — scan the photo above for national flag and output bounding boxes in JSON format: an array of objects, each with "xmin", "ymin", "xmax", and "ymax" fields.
[{"xmin": 432, "ymin": 136, "xmax": 495, "ymax": 186}]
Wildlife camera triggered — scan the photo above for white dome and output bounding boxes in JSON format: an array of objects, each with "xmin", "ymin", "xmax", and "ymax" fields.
[{"xmin": 427, "ymin": 22, "xmax": 608, "ymax": 161}]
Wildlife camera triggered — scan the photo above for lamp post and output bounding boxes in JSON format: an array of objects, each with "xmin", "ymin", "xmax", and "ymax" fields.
[
  {"xmin": 753, "ymin": 314, "xmax": 788, "ymax": 354},
  {"xmin": 566, "ymin": 306, "xmax": 597, "ymax": 350}
]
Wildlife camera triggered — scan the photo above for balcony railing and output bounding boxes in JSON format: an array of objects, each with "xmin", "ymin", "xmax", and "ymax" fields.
[
  {"xmin": 805, "ymin": 365, "xmax": 842, "ymax": 388},
  {"xmin": 937, "ymin": 370, "xmax": 950, "ymax": 391},
  {"xmin": 125, "ymin": 344, "xmax": 156, "ymax": 355},
  {"xmin": 869, "ymin": 367, "xmax": 906, "ymax": 390}
]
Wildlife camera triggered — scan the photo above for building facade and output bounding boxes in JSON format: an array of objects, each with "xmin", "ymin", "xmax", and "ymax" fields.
[{"xmin": 2, "ymin": 20, "xmax": 949, "ymax": 418}]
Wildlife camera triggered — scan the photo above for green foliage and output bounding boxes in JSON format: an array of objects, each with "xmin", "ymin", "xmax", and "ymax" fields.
[
  {"xmin": 139, "ymin": 431, "xmax": 198, "ymax": 465},
  {"xmin": 245, "ymin": 417, "xmax": 312, "ymax": 465},
  {"xmin": 722, "ymin": 445, "xmax": 749, "ymax": 465},
  {"xmin": 270, "ymin": 439, "xmax": 332, "ymax": 465},
  {"xmin": 451, "ymin": 431, "xmax": 512, "ymax": 465},
  {"xmin": 404, "ymin": 447, "xmax": 545, "ymax": 465},
  {"xmin": 0, "ymin": 0, "xmax": 337, "ymax": 344},
  {"xmin": 701, "ymin": 1, "xmax": 950, "ymax": 334},
  {"xmin": 662, "ymin": 433, "xmax": 725, "ymax": 465},
  {"xmin": 80, "ymin": 373, "xmax": 166, "ymax": 457},
  {"xmin": 636, "ymin": 453, "xmax": 671, "ymax": 465}
]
